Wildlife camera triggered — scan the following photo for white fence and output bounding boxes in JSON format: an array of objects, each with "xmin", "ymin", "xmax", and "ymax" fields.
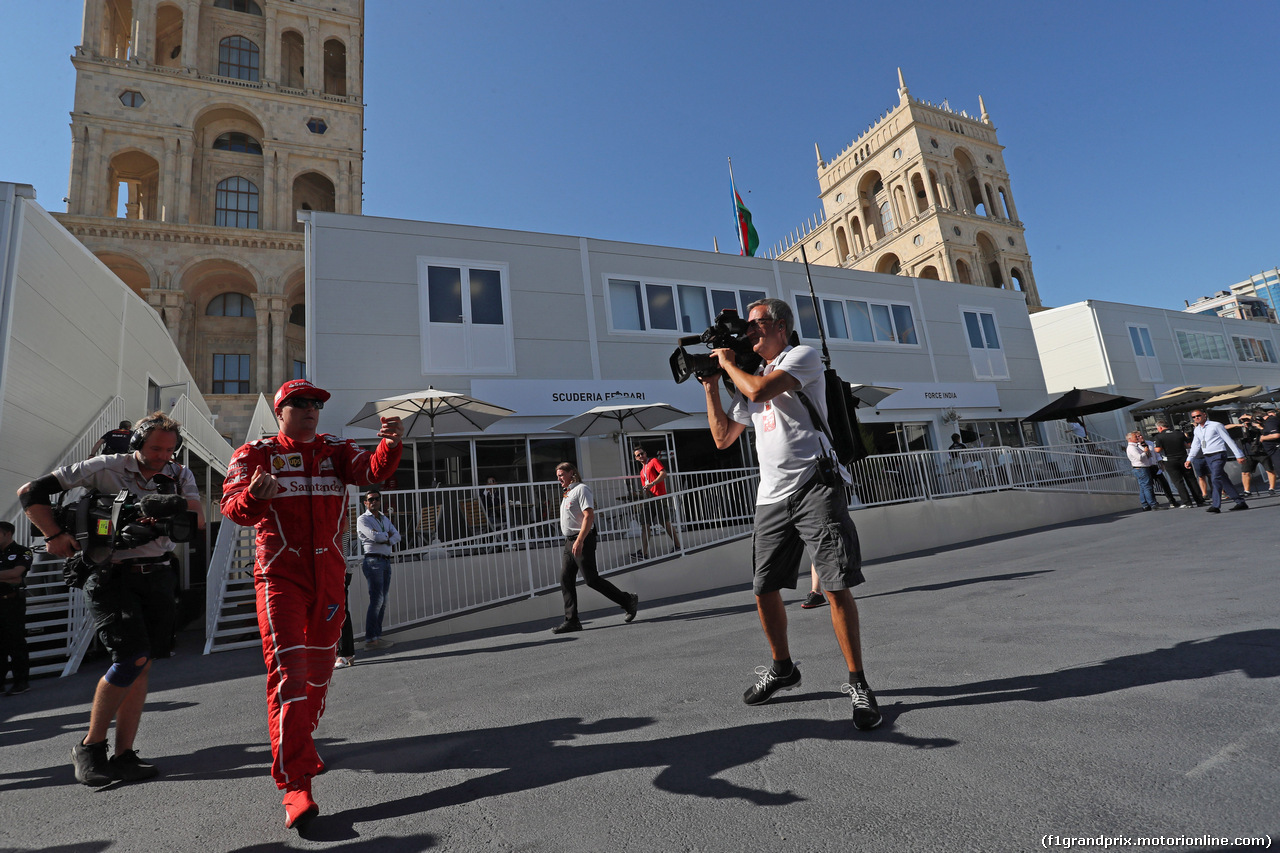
[{"xmin": 203, "ymin": 440, "xmax": 1139, "ymax": 652}]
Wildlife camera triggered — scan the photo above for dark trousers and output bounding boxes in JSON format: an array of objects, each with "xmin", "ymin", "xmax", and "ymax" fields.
[
  {"xmin": 1147, "ymin": 465, "xmax": 1175, "ymax": 503},
  {"xmin": 0, "ymin": 591, "xmax": 29, "ymax": 687},
  {"xmin": 1160, "ymin": 458, "xmax": 1203, "ymax": 506},
  {"xmin": 560, "ymin": 530, "xmax": 630, "ymax": 621},
  {"xmin": 1204, "ymin": 452, "xmax": 1244, "ymax": 509},
  {"xmin": 338, "ymin": 572, "xmax": 355, "ymax": 658}
]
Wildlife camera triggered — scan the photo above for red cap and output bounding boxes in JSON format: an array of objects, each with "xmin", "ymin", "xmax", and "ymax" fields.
[{"xmin": 274, "ymin": 379, "xmax": 331, "ymax": 410}]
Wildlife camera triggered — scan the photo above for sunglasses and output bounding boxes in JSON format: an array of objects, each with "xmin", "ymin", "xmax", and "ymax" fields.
[{"xmin": 285, "ymin": 398, "xmax": 325, "ymax": 410}]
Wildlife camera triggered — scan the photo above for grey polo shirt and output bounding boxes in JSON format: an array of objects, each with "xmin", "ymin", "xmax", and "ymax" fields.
[{"xmin": 52, "ymin": 453, "xmax": 199, "ymax": 562}]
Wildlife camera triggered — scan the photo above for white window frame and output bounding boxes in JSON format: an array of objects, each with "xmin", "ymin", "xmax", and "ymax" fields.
[
  {"xmin": 1232, "ymin": 334, "xmax": 1278, "ymax": 364},
  {"xmin": 1126, "ymin": 322, "xmax": 1162, "ymax": 382},
  {"xmin": 794, "ymin": 291, "xmax": 921, "ymax": 348},
  {"xmin": 1174, "ymin": 329, "xmax": 1230, "ymax": 362},
  {"xmin": 417, "ymin": 256, "xmax": 514, "ymax": 375},
  {"xmin": 603, "ymin": 275, "xmax": 767, "ymax": 336},
  {"xmin": 960, "ymin": 306, "xmax": 1009, "ymax": 380}
]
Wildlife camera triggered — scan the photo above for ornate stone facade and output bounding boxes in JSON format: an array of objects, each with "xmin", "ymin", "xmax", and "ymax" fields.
[
  {"xmin": 776, "ymin": 70, "xmax": 1040, "ymax": 309},
  {"xmin": 55, "ymin": 0, "xmax": 364, "ymax": 439}
]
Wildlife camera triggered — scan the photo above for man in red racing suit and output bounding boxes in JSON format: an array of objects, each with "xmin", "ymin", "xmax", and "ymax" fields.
[{"xmin": 221, "ymin": 379, "xmax": 402, "ymax": 829}]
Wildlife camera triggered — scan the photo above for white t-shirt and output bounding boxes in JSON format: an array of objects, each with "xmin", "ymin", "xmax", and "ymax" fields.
[
  {"xmin": 729, "ymin": 344, "xmax": 840, "ymax": 504},
  {"xmin": 559, "ymin": 482, "xmax": 594, "ymax": 535}
]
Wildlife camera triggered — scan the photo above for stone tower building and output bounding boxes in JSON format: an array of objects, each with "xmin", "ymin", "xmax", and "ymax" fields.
[
  {"xmin": 55, "ymin": 0, "xmax": 365, "ymax": 439},
  {"xmin": 776, "ymin": 70, "xmax": 1040, "ymax": 309}
]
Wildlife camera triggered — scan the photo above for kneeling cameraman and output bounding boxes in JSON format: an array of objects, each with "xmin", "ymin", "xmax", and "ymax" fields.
[{"xmin": 17, "ymin": 412, "xmax": 203, "ymax": 787}]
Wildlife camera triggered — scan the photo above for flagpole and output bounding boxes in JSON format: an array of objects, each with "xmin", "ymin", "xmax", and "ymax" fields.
[{"xmin": 728, "ymin": 157, "xmax": 745, "ymax": 255}]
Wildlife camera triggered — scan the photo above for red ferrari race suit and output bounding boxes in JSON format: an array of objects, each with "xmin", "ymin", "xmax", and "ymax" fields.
[{"xmin": 221, "ymin": 431, "xmax": 401, "ymax": 789}]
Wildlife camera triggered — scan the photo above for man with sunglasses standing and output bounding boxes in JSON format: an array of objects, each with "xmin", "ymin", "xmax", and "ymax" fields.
[
  {"xmin": 356, "ymin": 491, "xmax": 400, "ymax": 651},
  {"xmin": 222, "ymin": 379, "xmax": 403, "ymax": 829},
  {"xmin": 1184, "ymin": 409, "xmax": 1248, "ymax": 513},
  {"xmin": 700, "ymin": 298, "xmax": 881, "ymax": 731}
]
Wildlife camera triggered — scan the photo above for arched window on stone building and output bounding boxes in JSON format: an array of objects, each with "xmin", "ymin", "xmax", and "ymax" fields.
[
  {"xmin": 215, "ymin": 0, "xmax": 263, "ymax": 14},
  {"xmin": 102, "ymin": 0, "xmax": 133, "ymax": 60},
  {"xmin": 215, "ymin": 177, "xmax": 259, "ymax": 228},
  {"xmin": 213, "ymin": 132, "xmax": 263, "ymax": 155},
  {"xmin": 955, "ymin": 258, "xmax": 972, "ymax": 284},
  {"xmin": 292, "ymin": 172, "xmax": 335, "ymax": 231},
  {"xmin": 323, "ymin": 39, "xmax": 347, "ymax": 96},
  {"xmin": 154, "ymin": 3, "xmax": 183, "ymax": 68},
  {"xmin": 218, "ymin": 36, "xmax": 260, "ymax": 81},
  {"xmin": 280, "ymin": 30, "xmax": 305, "ymax": 89},
  {"xmin": 108, "ymin": 150, "xmax": 160, "ymax": 220},
  {"xmin": 207, "ymin": 292, "xmax": 256, "ymax": 317}
]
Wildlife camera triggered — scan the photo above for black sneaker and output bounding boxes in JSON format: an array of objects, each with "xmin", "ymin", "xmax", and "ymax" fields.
[
  {"xmin": 5, "ymin": 682, "xmax": 29, "ymax": 696},
  {"xmin": 743, "ymin": 664, "xmax": 801, "ymax": 705},
  {"xmin": 623, "ymin": 593, "xmax": 639, "ymax": 623},
  {"xmin": 842, "ymin": 682, "xmax": 883, "ymax": 731},
  {"xmin": 109, "ymin": 749, "xmax": 159, "ymax": 782},
  {"xmin": 800, "ymin": 592, "xmax": 828, "ymax": 609},
  {"xmin": 551, "ymin": 619, "xmax": 582, "ymax": 634},
  {"xmin": 1205, "ymin": 507, "xmax": 1221, "ymax": 514},
  {"xmin": 71, "ymin": 739, "xmax": 116, "ymax": 787},
  {"xmin": 1229, "ymin": 502, "xmax": 1249, "ymax": 511}
]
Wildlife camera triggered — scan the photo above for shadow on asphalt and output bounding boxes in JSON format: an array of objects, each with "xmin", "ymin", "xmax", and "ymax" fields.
[
  {"xmin": 878, "ymin": 629, "xmax": 1280, "ymax": 714},
  {"xmin": 0, "ymin": 699, "xmax": 197, "ymax": 752},
  {"xmin": 858, "ymin": 570, "xmax": 1053, "ymax": 600},
  {"xmin": 286, "ymin": 713, "xmax": 955, "ymax": 842}
]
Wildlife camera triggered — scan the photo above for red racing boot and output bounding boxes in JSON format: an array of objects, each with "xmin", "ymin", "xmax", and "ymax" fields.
[{"xmin": 283, "ymin": 778, "xmax": 319, "ymax": 829}]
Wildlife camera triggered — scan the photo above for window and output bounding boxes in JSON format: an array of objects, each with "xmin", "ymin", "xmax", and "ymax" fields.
[
  {"xmin": 119, "ymin": 90, "xmax": 144, "ymax": 108},
  {"xmin": 306, "ymin": 118, "xmax": 328, "ymax": 135},
  {"xmin": 289, "ymin": 304, "xmax": 305, "ymax": 326},
  {"xmin": 212, "ymin": 354, "xmax": 250, "ymax": 394},
  {"xmin": 214, "ymin": 177, "xmax": 259, "ymax": 228},
  {"xmin": 419, "ymin": 259, "xmax": 513, "ymax": 373},
  {"xmin": 879, "ymin": 200, "xmax": 895, "ymax": 233},
  {"xmin": 962, "ymin": 309, "xmax": 1008, "ymax": 380},
  {"xmin": 606, "ymin": 278, "xmax": 765, "ymax": 334},
  {"xmin": 212, "ymin": 132, "xmax": 262, "ymax": 154},
  {"xmin": 1175, "ymin": 330, "xmax": 1229, "ymax": 361},
  {"xmin": 206, "ymin": 292, "xmax": 255, "ymax": 317},
  {"xmin": 292, "ymin": 360, "xmax": 306, "ymax": 379},
  {"xmin": 215, "ymin": 0, "xmax": 263, "ymax": 14},
  {"xmin": 1127, "ymin": 323, "xmax": 1161, "ymax": 382},
  {"xmin": 218, "ymin": 36, "xmax": 260, "ymax": 81},
  {"xmin": 1233, "ymin": 335, "xmax": 1278, "ymax": 364},
  {"xmin": 795, "ymin": 295, "xmax": 918, "ymax": 346}
]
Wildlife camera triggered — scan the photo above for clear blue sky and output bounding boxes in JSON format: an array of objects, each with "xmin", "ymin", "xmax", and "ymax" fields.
[{"xmin": 3, "ymin": 0, "xmax": 1279, "ymax": 310}]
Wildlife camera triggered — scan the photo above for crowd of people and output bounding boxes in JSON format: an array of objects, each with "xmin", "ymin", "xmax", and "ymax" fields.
[
  {"xmin": 9, "ymin": 323, "xmax": 1277, "ymax": 831},
  {"xmin": 1125, "ymin": 405, "xmax": 1278, "ymax": 512}
]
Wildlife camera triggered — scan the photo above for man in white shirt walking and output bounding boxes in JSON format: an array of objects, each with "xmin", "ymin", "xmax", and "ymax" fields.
[{"xmin": 1185, "ymin": 410, "xmax": 1248, "ymax": 513}]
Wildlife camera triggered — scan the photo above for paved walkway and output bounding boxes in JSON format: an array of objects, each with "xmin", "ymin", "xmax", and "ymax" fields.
[{"xmin": 4, "ymin": 498, "xmax": 1278, "ymax": 852}]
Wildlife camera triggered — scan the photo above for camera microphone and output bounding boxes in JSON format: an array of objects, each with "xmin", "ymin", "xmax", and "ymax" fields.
[
  {"xmin": 677, "ymin": 334, "xmax": 704, "ymax": 347},
  {"xmin": 140, "ymin": 494, "xmax": 188, "ymax": 518}
]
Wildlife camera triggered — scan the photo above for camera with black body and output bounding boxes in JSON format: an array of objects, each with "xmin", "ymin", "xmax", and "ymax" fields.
[
  {"xmin": 669, "ymin": 308, "xmax": 763, "ymax": 390},
  {"xmin": 54, "ymin": 488, "xmax": 196, "ymax": 580}
]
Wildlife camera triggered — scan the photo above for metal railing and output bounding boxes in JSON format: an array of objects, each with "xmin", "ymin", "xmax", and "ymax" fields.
[
  {"xmin": 3, "ymin": 397, "xmax": 127, "ymax": 677},
  {"xmin": 204, "ymin": 442, "xmax": 1138, "ymax": 653},
  {"xmin": 203, "ymin": 394, "xmax": 277, "ymax": 654}
]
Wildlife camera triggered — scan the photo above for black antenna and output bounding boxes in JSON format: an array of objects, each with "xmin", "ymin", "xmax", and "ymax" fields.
[{"xmin": 799, "ymin": 244, "xmax": 831, "ymax": 368}]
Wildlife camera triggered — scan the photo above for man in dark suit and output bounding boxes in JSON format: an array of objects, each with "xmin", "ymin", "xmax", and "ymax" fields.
[{"xmin": 1153, "ymin": 420, "xmax": 1203, "ymax": 508}]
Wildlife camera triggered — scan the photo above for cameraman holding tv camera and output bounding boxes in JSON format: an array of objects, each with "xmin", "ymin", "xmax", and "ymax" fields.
[
  {"xmin": 17, "ymin": 412, "xmax": 203, "ymax": 787},
  {"xmin": 698, "ymin": 298, "xmax": 881, "ymax": 731}
]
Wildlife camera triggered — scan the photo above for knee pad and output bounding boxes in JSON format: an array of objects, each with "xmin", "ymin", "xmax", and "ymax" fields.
[{"xmin": 104, "ymin": 654, "xmax": 150, "ymax": 688}]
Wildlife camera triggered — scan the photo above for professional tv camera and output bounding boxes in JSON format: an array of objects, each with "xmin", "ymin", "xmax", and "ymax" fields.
[
  {"xmin": 55, "ymin": 488, "xmax": 197, "ymax": 572},
  {"xmin": 668, "ymin": 308, "xmax": 763, "ymax": 391}
]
